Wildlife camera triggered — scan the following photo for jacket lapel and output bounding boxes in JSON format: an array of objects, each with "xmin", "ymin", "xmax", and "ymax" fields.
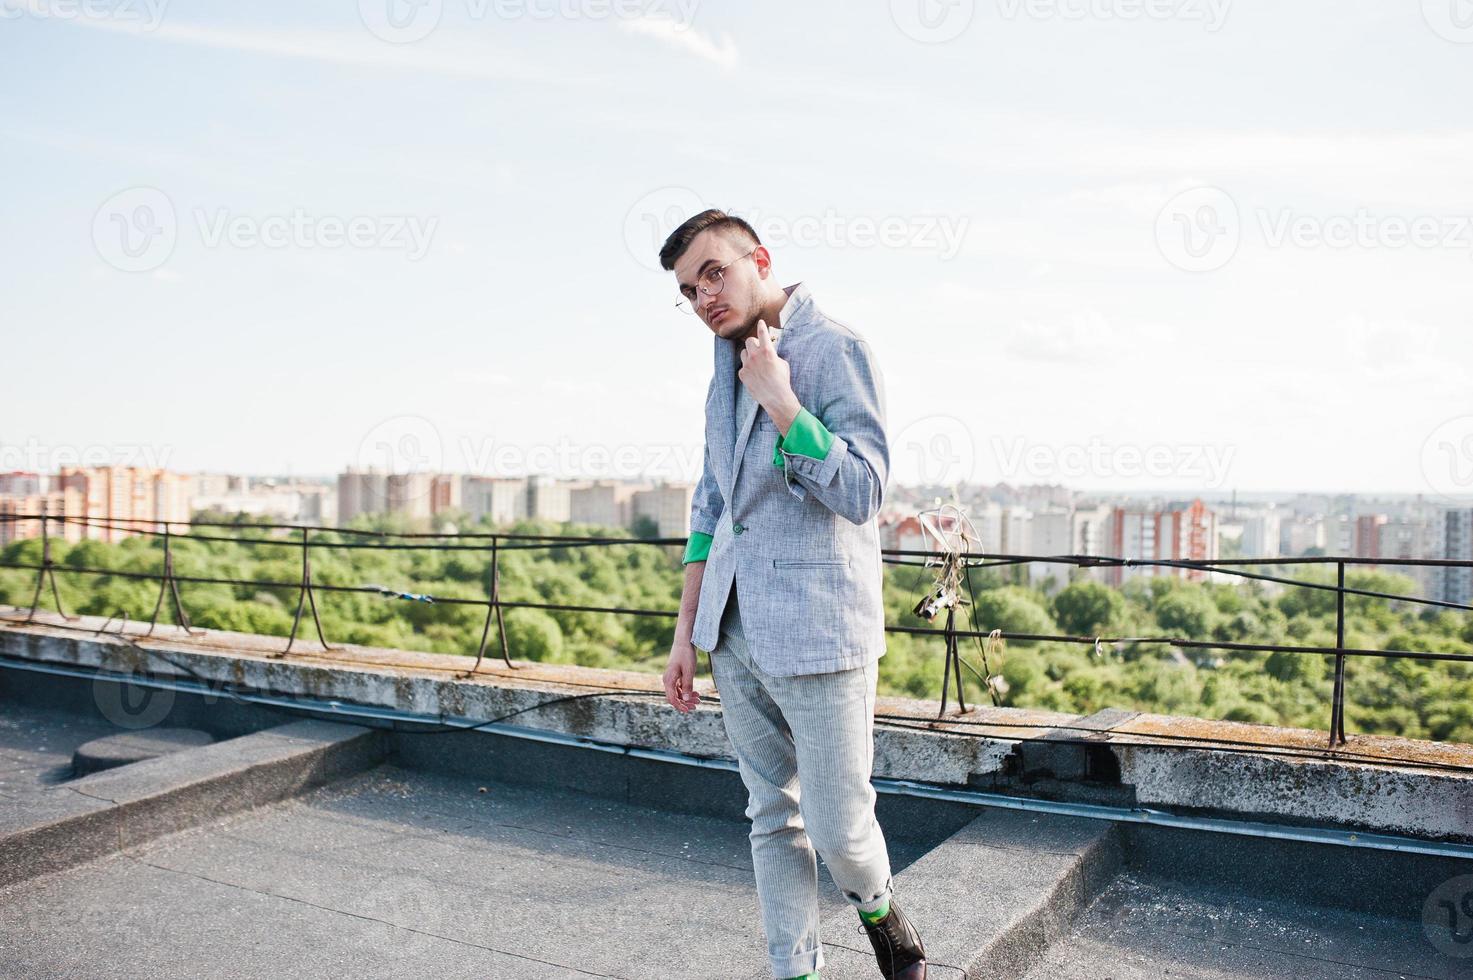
[{"xmin": 721, "ymin": 284, "xmax": 811, "ymax": 500}]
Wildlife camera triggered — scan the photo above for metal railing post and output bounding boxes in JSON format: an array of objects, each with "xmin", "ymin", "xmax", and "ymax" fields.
[
  {"xmin": 24, "ymin": 502, "xmax": 75, "ymax": 623},
  {"xmin": 462, "ymin": 535, "xmax": 515, "ymax": 677},
  {"xmin": 277, "ymin": 527, "xmax": 331, "ymax": 657},
  {"xmin": 1328, "ymin": 560, "xmax": 1348, "ymax": 748},
  {"xmin": 146, "ymin": 522, "xmax": 199, "ymax": 636}
]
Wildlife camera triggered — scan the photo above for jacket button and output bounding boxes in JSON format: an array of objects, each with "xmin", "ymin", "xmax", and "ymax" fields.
[{"xmin": 732, "ymin": 522, "xmax": 745, "ymax": 535}]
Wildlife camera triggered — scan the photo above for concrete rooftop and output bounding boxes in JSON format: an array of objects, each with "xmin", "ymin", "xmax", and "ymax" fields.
[{"xmin": 2, "ymin": 612, "xmax": 1472, "ymax": 979}]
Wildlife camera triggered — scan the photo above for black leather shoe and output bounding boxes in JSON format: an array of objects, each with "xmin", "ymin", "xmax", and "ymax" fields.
[{"xmin": 857, "ymin": 897, "xmax": 927, "ymax": 979}]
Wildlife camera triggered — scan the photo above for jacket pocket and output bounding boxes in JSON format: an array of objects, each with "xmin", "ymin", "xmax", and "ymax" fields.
[{"xmin": 772, "ymin": 557, "xmax": 851, "ymax": 569}]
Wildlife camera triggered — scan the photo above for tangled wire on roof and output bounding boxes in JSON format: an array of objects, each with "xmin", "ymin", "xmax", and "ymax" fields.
[{"xmin": 910, "ymin": 498, "xmax": 1005, "ymax": 708}]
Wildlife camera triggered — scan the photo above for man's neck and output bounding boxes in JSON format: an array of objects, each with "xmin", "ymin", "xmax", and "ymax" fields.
[{"xmin": 731, "ymin": 283, "xmax": 798, "ymax": 347}]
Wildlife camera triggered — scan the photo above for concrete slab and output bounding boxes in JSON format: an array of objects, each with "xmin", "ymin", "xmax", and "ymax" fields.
[
  {"xmin": 0, "ymin": 764, "xmax": 810, "ymax": 978},
  {"xmin": 0, "ymin": 702, "xmax": 127, "ymax": 796},
  {"xmin": 813, "ymin": 807, "xmax": 1122, "ymax": 980},
  {"xmin": 1020, "ymin": 871, "xmax": 1473, "ymax": 980},
  {"xmin": 72, "ymin": 727, "xmax": 215, "ymax": 775},
  {"xmin": 0, "ymin": 719, "xmax": 385, "ymax": 889}
]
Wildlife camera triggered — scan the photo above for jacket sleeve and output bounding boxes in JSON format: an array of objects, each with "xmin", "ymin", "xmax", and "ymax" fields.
[
  {"xmin": 683, "ymin": 437, "xmax": 723, "ymax": 564},
  {"xmin": 773, "ymin": 336, "xmax": 889, "ymax": 525}
]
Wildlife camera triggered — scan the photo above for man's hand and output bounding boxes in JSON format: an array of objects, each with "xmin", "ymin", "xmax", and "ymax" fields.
[
  {"xmin": 739, "ymin": 320, "xmax": 802, "ymax": 434},
  {"xmin": 663, "ymin": 639, "xmax": 702, "ymax": 713}
]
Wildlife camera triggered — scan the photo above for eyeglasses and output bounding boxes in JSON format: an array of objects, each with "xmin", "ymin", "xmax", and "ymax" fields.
[{"xmin": 674, "ymin": 248, "xmax": 756, "ymax": 315}]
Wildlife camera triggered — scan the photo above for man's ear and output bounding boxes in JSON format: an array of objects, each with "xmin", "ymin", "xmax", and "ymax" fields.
[{"xmin": 751, "ymin": 244, "xmax": 773, "ymax": 278}]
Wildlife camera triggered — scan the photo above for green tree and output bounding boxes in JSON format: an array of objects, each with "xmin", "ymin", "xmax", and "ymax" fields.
[{"xmin": 1051, "ymin": 580, "xmax": 1123, "ymax": 636}]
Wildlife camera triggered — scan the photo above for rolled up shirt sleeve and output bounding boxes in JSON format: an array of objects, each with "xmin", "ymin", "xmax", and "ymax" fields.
[
  {"xmin": 771, "ymin": 336, "xmax": 889, "ymax": 525},
  {"xmin": 681, "ymin": 530, "xmax": 713, "ymax": 564}
]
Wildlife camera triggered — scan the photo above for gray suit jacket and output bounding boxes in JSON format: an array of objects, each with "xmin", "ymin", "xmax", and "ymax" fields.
[{"xmin": 689, "ymin": 282, "xmax": 890, "ymax": 676}]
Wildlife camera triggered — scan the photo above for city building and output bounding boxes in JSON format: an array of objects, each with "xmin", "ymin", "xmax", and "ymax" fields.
[
  {"xmin": 526, "ymin": 475, "xmax": 572, "ymax": 522},
  {"xmin": 460, "ymin": 476, "xmax": 528, "ymax": 526},
  {"xmin": 337, "ymin": 468, "xmax": 388, "ymax": 524},
  {"xmin": 630, "ymin": 483, "xmax": 694, "ymax": 538},
  {"xmin": 0, "ymin": 489, "xmax": 86, "ymax": 547},
  {"xmin": 0, "ymin": 472, "xmax": 42, "ymax": 496},
  {"xmin": 570, "ymin": 481, "xmax": 648, "ymax": 530},
  {"xmin": 54, "ymin": 467, "xmax": 192, "ymax": 542}
]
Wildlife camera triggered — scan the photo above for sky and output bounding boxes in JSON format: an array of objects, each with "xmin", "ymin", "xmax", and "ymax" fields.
[{"xmin": 2, "ymin": 0, "xmax": 1471, "ymax": 497}]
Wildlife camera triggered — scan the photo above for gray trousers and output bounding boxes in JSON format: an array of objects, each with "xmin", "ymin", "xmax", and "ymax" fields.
[{"xmin": 713, "ymin": 589, "xmax": 894, "ymax": 979}]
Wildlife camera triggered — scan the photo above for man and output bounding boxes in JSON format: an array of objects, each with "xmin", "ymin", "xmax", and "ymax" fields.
[{"xmin": 659, "ymin": 209, "xmax": 928, "ymax": 980}]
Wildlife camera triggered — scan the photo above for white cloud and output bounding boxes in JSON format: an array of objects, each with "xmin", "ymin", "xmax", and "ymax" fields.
[{"xmin": 618, "ymin": 14, "xmax": 737, "ymax": 69}]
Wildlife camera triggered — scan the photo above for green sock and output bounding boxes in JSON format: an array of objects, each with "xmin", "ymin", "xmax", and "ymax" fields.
[
  {"xmin": 782, "ymin": 974, "xmax": 820, "ymax": 980},
  {"xmin": 858, "ymin": 897, "xmax": 890, "ymax": 924}
]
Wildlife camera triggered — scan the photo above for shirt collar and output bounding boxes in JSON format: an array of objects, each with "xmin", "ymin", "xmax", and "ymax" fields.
[
  {"xmin": 776, "ymin": 281, "xmax": 812, "ymax": 332},
  {"xmin": 715, "ymin": 281, "xmax": 813, "ymax": 371}
]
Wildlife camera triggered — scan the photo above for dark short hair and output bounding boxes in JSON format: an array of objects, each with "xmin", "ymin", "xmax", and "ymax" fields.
[{"xmin": 658, "ymin": 209, "xmax": 761, "ymax": 271}]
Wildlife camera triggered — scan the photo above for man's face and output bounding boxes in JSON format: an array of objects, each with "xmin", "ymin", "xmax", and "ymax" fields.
[{"xmin": 672, "ymin": 228, "xmax": 765, "ymax": 340}]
